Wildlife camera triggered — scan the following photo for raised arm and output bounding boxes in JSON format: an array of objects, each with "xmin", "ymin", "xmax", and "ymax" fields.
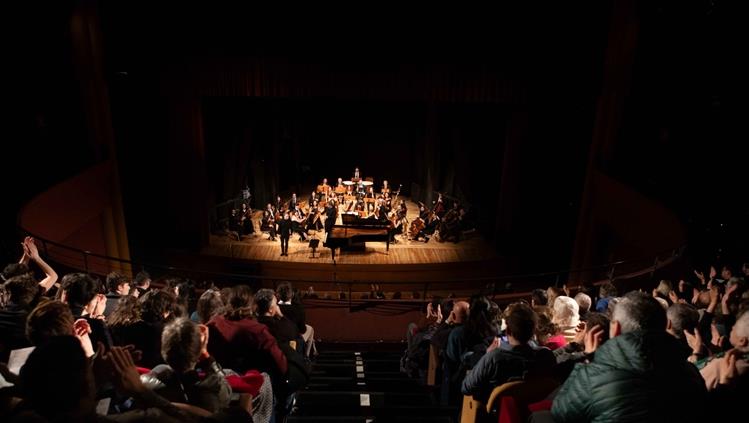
[{"xmin": 25, "ymin": 237, "xmax": 57, "ymax": 292}]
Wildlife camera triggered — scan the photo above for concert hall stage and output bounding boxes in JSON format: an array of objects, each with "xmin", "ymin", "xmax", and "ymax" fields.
[{"xmin": 203, "ymin": 198, "xmax": 497, "ymax": 265}]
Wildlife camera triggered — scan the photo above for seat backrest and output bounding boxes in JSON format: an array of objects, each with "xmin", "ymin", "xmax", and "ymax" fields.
[{"xmin": 486, "ymin": 377, "xmax": 559, "ymax": 414}]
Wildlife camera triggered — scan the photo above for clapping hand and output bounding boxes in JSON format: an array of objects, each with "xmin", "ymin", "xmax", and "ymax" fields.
[{"xmin": 584, "ymin": 324, "xmax": 604, "ymax": 354}]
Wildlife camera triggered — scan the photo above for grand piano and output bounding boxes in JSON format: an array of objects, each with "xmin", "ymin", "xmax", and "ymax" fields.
[{"xmin": 324, "ymin": 213, "xmax": 391, "ymax": 260}]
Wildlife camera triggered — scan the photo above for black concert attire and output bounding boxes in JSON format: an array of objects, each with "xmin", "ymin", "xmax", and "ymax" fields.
[
  {"xmin": 324, "ymin": 204, "xmax": 337, "ymax": 233},
  {"xmin": 262, "ymin": 210, "xmax": 277, "ymax": 240},
  {"xmin": 278, "ymin": 218, "xmax": 292, "ymax": 255},
  {"xmin": 240, "ymin": 207, "xmax": 254, "ymax": 235},
  {"xmin": 292, "ymin": 210, "xmax": 308, "ymax": 241},
  {"xmin": 306, "ymin": 209, "xmax": 323, "ymax": 232}
]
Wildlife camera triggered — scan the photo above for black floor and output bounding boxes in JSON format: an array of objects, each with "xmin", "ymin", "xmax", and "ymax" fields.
[{"xmin": 288, "ymin": 344, "xmax": 457, "ymax": 423}]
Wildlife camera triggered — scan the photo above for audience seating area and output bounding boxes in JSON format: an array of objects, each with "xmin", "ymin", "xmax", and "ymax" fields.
[{"xmin": 1, "ymin": 235, "xmax": 749, "ymax": 422}]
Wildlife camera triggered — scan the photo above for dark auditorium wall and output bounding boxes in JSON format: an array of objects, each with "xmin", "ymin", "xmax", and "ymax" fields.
[{"xmin": 98, "ymin": 2, "xmax": 614, "ymax": 271}]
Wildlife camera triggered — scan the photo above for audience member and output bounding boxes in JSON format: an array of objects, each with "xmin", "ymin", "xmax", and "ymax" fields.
[{"xmin": 552, "ymin": 291, "xmax": 707, "ymax": 422}]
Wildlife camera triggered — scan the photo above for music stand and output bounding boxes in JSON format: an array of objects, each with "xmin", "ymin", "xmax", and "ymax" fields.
[{"xmin": 308, "ymin": 238, "xmax": 320, "ymax": 258}]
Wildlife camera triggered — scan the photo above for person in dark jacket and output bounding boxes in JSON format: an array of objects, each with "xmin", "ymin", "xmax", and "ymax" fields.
[
  {"xmin": 140, "ymin": 318, "xmax": 231, "ymax": 413},
  {"xmin": 552, "ymin": 291, "xmax": 708, "ymax": 423},
  {"xmin": 461, "ymin": 302, "xmax": 555, "ymax": 402}
]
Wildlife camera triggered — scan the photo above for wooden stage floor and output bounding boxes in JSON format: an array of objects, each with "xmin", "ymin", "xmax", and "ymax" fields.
[{"xmin": 203, "ymin": 198, "xmax": 498, "ymax": 265}]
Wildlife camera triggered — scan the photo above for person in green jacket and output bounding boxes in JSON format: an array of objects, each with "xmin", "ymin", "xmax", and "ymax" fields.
[{"xmin": 552, "ymin": 291, "xmax": 707, "ymax": 423}]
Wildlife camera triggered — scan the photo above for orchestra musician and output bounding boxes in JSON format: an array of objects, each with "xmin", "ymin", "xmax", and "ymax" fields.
[
  {"xmin": 275, "ymin": 195, "xmax": 283, "ymax": 215},
  {"xmin": 228, "ymin": 209, "xmax": 242, "ymax": 241},
  {"xmin": 324, "ymin": 199, "xmax": 337, "ymax": 233},
  {"xmin": 438, "ymin": 202, "xmax": 462, "ymax": 243},
  {"xmin": 261, "ymin": 203, "xmax": 277, "ymax": 241},
  {"xmin": 308, "ymin": 190, "xmax": 317, "ymax": 208},
  {"xmin": 291, "ymin": 205, "xmax": 308, "ymax": 241},
  {"xmin": 381, "ymin": 180, "xmax": 390, "ymax": 196},
  {"xmin": 364, "ymin": 186, "xmax": 376, "ymax": 213},
  {"xmin": 289, "ymin": 193, "xmax": 298, "ymax": 211},
  {"xmin": 320, "ymin": 178, "xmax": 331, "ymax": 197},
  {"xmin": 353, "ymin": 167, "xmax": 361, "ymax": 182},
  {"xmin": 433, "ymin": 192, "xmax": 446, "ymax": 218},
  {"xmin": 307, "ymin": 203, "xmax": 324, "ymax": 232},
  {"xmin": 240, "ymin": 203, "xmax": 254, "ymax": 235}
]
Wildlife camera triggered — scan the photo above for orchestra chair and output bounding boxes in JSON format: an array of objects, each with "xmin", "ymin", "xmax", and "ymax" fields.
[
  {"xmin": 365, "ymin": 176, "xmax": 374, "ymax": 182},
  {"xmin": 460, "ymin": 377, "xmax": 558, "ymax": 423}
]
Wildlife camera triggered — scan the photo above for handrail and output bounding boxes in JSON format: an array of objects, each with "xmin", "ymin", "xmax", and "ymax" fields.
[{"xmin": 17, "ymin": 225, "xmax": 686, "ymax": 287}]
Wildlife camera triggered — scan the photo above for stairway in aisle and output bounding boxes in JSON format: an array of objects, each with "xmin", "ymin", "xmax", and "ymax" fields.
[{"xmin": 288, "ymin": 343, "xmax": 457, "ymax": 422}]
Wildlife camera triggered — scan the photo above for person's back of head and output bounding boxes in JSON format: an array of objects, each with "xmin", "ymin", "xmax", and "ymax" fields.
[
  {"xmin": 553, "ymin": 296, "xmax": 580, "ymax": 328},
  {"xmin": 106, "ymin": 272, "xmax": 129, "ymax": 295},
  {"xmin": 60, "ymin": 273, "xmax": 99, "ymax": 308},
  {"xmin": 161, "ymin": 317, "xmax": 202, "ymax": 373},
  {"xmin": 666, "ymin": 303, "xmax": 699, "ymax": 339},
  {"xmin": 254, "ymin": 288, "xmax": 276, "ymax": 316},
  {"xmin": 574, "ymin": 292, "xmax": 592, "ymax": 313},
  {"xmin": 531, "ymin": 288, "xmax": 548, "ymax": 307},
  {"xmin": 19, "ymin": 336, "xmax": 93, "ymax": 420},
  {"xmin": 600, "ymin": 282, "xmax": 617, "ymax": 299},
  {"xmin": 276, "ymin": 281, "xmax": 294, "ymax": 303},
  {"xmin": 611, "ymin": 291, "xmax": 667, "ymax": 335},
  {"xmin": 139, "ymin": 289, "xmax": 176, "ymax": 323},
  {"xmin": 226, "ymin": 285, "xmax": 254, "ymax": 320},
  {"xmin": 26, "ymin": 300, "xmax": 74, "ymax": 346},
  {"xmin": 505, "ymin": 302, "xmax": 537, "ymax": 344},
  {"xmin": 197, "ymin": 289, "xmax": 224, "ymax": 323},
  {"xmin": 134, "ymin": 271, "xmax": 151, "ymax": 288},
  {"xmin": 467, "ymin": 295, "xmax": 498, "ymax": 339},
  {"xmin": 2, "ymin": 263, "xmax": 30, "ymax": 281},
  {"xmin": 3, "ymin": 274, "xmax": 40, "ymax": 308},
  {"xmin": 584, "ymin": 312, "xmax": 611, "ymax": 344},
  {"xmin": 450, "ymin": 300, "xmax": 470, "ymax": 324},
  {"xmin": 655, "ymin": 280, "xmax": 673, "ymax": 299},
  {"xmin": 108, "ymin": 295, "xmax": 141, "ymax": 327},
  {"xmin": 731, "ymin": 310, "xmax": 749, "ymax": 351}
]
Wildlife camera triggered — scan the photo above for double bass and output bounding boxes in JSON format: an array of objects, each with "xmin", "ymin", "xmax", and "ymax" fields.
[{"xmin": 409, "ymin": 216, "xmax": 426, "ymax": 239}]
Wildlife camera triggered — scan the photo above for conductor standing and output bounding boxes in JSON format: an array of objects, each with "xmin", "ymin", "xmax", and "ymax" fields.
[{"xmin": 278, "ymin": 211, "xmax": 292, "ymax": 256}]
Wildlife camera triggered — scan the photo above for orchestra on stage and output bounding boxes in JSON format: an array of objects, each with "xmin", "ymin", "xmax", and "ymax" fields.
[{"xmin": 224, "ymin": 168, "xmax": 471, "ymax": 256}]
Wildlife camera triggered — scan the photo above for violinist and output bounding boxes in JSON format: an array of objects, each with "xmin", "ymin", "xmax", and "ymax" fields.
[
  {"xmin": 291, "ymin": 205, "xmax": 308, "ymax": 242},
  {"xmin": 381, "ymin": 180, "xmax": 390, "ymax": 196},
  {"xmin": 274, "ymin": 195, "xmax": 283, "ymax": 216},
  {"xmin": 240, "ymin": 203, "xmax": 254, "ymax": 235},
  {"xmin": 364, "ymin": 186, "xmax": 376, "ymax": 213},
  {"xmin": 433, "ymin": 193, "xmax": 446, "ymax": 218},
  {"xmin": 418, "ymin": 202, "xmax": 429, "ymax": 220},
  {"xmin": 438, "ymin": 202, "xmax": 461, "ymax": 243},
  {"xmin": 307, "ymin": 203, "xmax": 324, "ymax": 232},
  {"xmin": 261, "ymin": 203, "xmax": 277, "ymax": 241},
  {"xmin": 308, "ymin": 190, "xmax": 317, "ymax": 207},
  {"xmin": 376, "ymin": 198, "xmax": 389, "ymax": 223}
]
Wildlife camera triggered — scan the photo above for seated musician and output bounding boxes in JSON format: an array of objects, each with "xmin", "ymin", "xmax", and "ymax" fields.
[
  {"xmin": 240, "ymin": 203, "xmax": 254, "ymax": 235},
  {"xmin": 275, "ymin": 195, "xmax": 283, "ymax": 214},
  {"xmin": 320, "ymin": 178, "xmax": 331, "ymax": 196},
  {"xmin": 438, "ymin": 203, "xmax": 461, "ymax": 243},
  {"xmin": 364, "ymin": 186, "xmax": 376, "ymax": 212},
  {"xmin": 381, "ymin": 180, "xmax": 390, "ymax": 196},
  {"xmin": 418, "ymin": 202, "xmax": 429, "ymax": 220},
  {"xmin": 261, "ymin": 203, "xmax": 277, "ymax": 241},
  {"xmin": 291, "ymin": 206, "xmax": 308, "ymax": 242},
  {"xmin": 289, "ymin": 193, "xmax": 298, "ymax": 211},
  {"xmin": 228, "ymin": 209, "xmax": 242, "ymax": 241},
  {"xmin": 308, "ymin": 190, "xmax": 317, "ymax": 207},
  {"xmin": 306, "ymin": 205, "xmax": 324, "ymax": 232}
]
